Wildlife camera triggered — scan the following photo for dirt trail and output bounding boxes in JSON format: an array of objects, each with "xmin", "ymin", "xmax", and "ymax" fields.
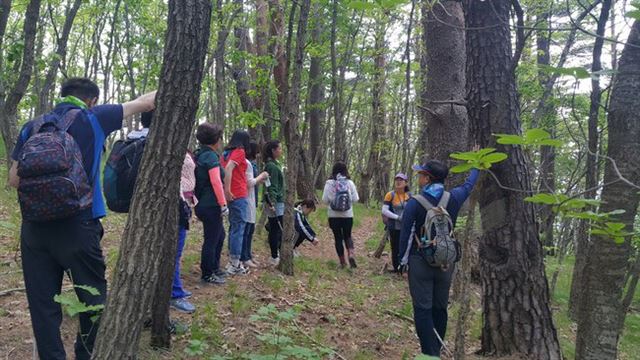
[{"xmin": 0, "ymin": 206, "xmax": 495, "ymax": 359}]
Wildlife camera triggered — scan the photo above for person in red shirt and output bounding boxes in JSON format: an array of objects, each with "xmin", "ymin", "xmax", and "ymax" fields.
[{"xmin": 221, "ymin": 130, "xmax": 251, "ymax": 275}]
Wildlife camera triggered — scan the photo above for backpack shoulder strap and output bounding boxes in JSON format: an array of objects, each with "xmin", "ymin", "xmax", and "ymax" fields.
[
  {"xmin": 414, "ymin": 194, "xmax": 435, "ymax": 212},
  {"xmin": 29, "ymin": 116, "xmax": 48, "ymax": 136},
  {"xmin": 58, "ymin": 109, "xmax": 82, "ymax": 132},
  {"xmin": 438, "ymin": 191, "xmax": 451, "ymax": 208}
]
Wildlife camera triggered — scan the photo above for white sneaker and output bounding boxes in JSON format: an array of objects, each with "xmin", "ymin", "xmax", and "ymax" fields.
[
  {"xmin": 269, "ymin": 257, "xmax": 280, "ymax": 266},
  {"xmin": 243, "ymin": 260, "xmax": 259, "ymax": 268},
  {"xmin": 225, "ymin": 263, "xmax": 248, "ymax": 275}
]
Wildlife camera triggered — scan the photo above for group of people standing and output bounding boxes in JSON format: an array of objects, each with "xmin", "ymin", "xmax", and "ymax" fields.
[{"xmin": 8, "ymin": 76, "xmax": 480, "ymax": 359}]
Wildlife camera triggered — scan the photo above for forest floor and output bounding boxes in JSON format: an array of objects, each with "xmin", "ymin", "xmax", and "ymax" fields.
[{"xmin": 0, "ymin": 154, "xmax": 639, "ymax": 359}]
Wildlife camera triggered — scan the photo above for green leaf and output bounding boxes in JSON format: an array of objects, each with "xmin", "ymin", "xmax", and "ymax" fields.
[
  {"xmin": 450, "ymin": 152, "xmax": 478, "ymax": 161},
  {"xmin": 525, "ymin": 128, "xmax": 551, "ymax": 142},
  {"xmin": 476, "ymin": 147, "xmax": 497, "ymax": 157},
  {"xmin": 606, "ymin": 222, "xmax": 627, "ymax": 232},
  {"xmin": 495, "ymin": 134, "xmax": 526, "ymax": 145},
  {"xmin": 524, "ymin": 193, "xmax": 563, "ymax": 205},
  {"xmin": 481, "ymin": 152, "xmax": 508, "ymax": 164},
  {"xmin": 539, "ymin": 139, "xmax": 564, "ymax": 147},
  {"xmin": 539, "ymin": 64, "xmax": 590, "ymax": 79},
  {"xmin": 74, "ymin": 285, "xmax": 101, "ymax": 296},
  {"xmin": 450, "ymin": 163, "xmax": 474, "ymax": 173},
  {"xmin": 626, "ymin": 9, "xmax": 640, "ymax": 20}
]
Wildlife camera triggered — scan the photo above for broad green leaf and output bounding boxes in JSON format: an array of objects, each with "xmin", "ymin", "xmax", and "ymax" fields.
[
  {"xmin": 476, "ymin": 147, "xmax": 497, "ymax": 157},
  {"xmin": 539, "ymin": 139, "xmax": 564, "ymax": 147},
  {"xmin": 482, "ymin": 152, "xmax": 508, "ymax": 164},
  {"xmin": 524, "ymin": 193, "xmax": 563, "ymax": 205},
  {"xmin": 495, "ymin": 134, "xmax": 526, "ymax": 145},
  {"xmin": 74, "ymin": 284, "xmax": 101, "ymax": 296},
  {"xmin": 606, "ymin": 222, "xmax": 626, "ymax": 232},
  {"xmin": 450, "ymin": 163, "xmax": 474, "ymax": 173},
  {"xmin": 525, "ymin": 128, "xmax": 551, "ymax": 142},
  {"xmin": 450, "ymin": 152, "xmax": 478, "ymax": 161},
  {"xmin": 539, "ymin": 64, "xmax": 590, "ymax": 79},
  {"xmin": 626, "ymin": 9, "xmax": 640, "ymax": 20}
]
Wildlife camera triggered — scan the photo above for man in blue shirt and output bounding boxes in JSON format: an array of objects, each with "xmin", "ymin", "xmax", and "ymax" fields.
[
  {"xmin": 399, "ymin": 158, "xmax": 479, "ymax": 357},
  {"xmin": 8, "ymin": 78, "xmax": 155, "ymax": 360}
]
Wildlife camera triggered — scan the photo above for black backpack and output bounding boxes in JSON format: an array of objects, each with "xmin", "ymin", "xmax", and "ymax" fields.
[{"xmin": 103, "ymin": 137, "xmax": 146, "ymax": 213}]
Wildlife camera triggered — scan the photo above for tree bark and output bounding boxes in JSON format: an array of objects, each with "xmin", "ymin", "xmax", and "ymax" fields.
[
  {"xmin": 330, "ymin": 0, "xmax": 346, "ymax": 164},
  {"xmin": 277, "ymin": 0, "xmax": 310, "ymax": 276},
  {"xmin": 0, "ymin": 0, "xmax": 41, "ymax": 166},
  {"xmin": 91, "ymin": 0, "xmax": 212, "ymax": 357},
  {"xmin": 575, "ymin": 19, "xmax": 640, "ymax": 360},
  {"xmin": 37, "ymin": 0, "xmax": 83, "ymax": 115},
  {"xmin": 255, "ymin": 0, "xmax": 273, "ymax": 140},
  {"xmin": 423, "ymin": 1, "xmax": 468, "ymax": 185},
  {"xmin": 360, "ymin": 20, "xmax": 387, "ymax": 205},
  {"xmin": 307, "ymin": 7, "xmax": 325, "ymax": 190},
  {"xmin": 569, "ymin": 0, "xmax": 612, "ymax": 320},
  {"xmin": 464, "ymin": 1, "xmax": 561, "ymax": 358},
  {"xmin": 213, "ymin": 0, "xmax": 228, "ymax": 125}
]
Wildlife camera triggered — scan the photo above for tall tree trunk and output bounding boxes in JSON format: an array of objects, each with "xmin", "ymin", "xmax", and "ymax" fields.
[
  {"xmin": 307, "ymin": 8, "xmax": 325, "ymax": 190},
  {"xmin": 0, "ymin": 0, "xmax": 10, "ymax": 51},
  {"xmin": 423, "ymin": 1, "xmax": 468, "ymax": 184},
  {"xmin": 464, "ymin": 1, "xmax": 561, "ymax": 358},
  {"xmin": 575, "ymin": 19, "xmax": 640, "ymax": 360},
  {"xmin": 569, "ymin": 0, "xmax": 612, "ymax": 320},
  {"xmin": 400, "ymin": 0, "xmax": 415, "ymax": 172},
  {"xmin": 535, "ymin": 11, "xmax": 556, "ymax": 255},
  {"xmin": 213, "ymin": 0, "xmax": 228, "ymax": 125},
  {"xmin": 278, "ymin": 0, "xmax": 311, "ymax": 276},
  {"xmin": 269, "ymin": 0, "xmax": 287, "ymax": 119},
  {"xmin": 91, "ymin": 0, "xmax": 212, "ymax": 357},
  {"xmin": 0, "ymin": 0, "xmax": 41, "ymax": 166},
  {"xmin": 255, "ymin": 0, "xmax": 272, "ymax": 140},
  {"xmin": 330, "ymin": 0, "xmax": 346, "ymax": 164},
  {"xmin": 360, "ymin": 21, "xmax": 387, "ymax": 205},
  {"xmin": 232, "ymin": 0, "xmax": 256, "ymax": 115},
  {"xmin": 37, "ymin": 0, "xmax": 83, "ymax": 115}
]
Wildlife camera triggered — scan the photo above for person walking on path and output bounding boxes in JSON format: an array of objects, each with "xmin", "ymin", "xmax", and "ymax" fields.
[
  {"xmin": 398, "ymin": 155, "xmax": 479, "ymax": 357},
  {"xmin": 194, "ymin": 123, "xmax": 228, "ymax": 285},
  {"xmin": 322, "ymin": 162, "xmax": 360, "ymax": 268}
]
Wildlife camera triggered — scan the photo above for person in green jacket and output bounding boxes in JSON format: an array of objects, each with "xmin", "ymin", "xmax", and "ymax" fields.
[{"xmin": 263, "ymin": 140, "xmax": 285, "ymax": 265}]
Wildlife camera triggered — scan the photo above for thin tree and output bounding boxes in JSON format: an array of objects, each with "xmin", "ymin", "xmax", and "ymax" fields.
[
  {"xmin": 575, "ymin": 19, "xmax": 640, "ymax": 360},
  {"xmin": 91, "ymin": 0, "xmax": 212, "ymax": 357},
  {"xmin": 0, "ymin": 0, "xmax": 41, "ymax": 166},
  {"xmin": 464, "ymin": 0, "xmax": 561, "ymax": 357}
]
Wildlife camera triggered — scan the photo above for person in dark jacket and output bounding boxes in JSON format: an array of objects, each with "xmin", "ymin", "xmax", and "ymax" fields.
[
  {"xmin": 398, "ymin": 157, "xmax": 479, "ymax": 357},
  {"xmin": 293, "ymin": 199, "xmax": 319, "ymax": 256}
]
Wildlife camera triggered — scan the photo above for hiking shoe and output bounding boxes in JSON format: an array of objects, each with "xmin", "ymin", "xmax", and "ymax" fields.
[
  {"xmin": 170, "ymin": 298, "xmax": 195, "ymax": 313},
  {"xmin": 183, "ymin": 290, "xmax": 193, "ymax": 298},
  {"xmin": 269, "ymin": 257, "xmax": 280, "ymax": 266},
  {"xmin": 214, "ymin": 269, "xmax": 227, "ymax": 278},
  {"xmin": 348, "ymin": 257, "xmax": 357, "ymax": 269},
  {"xmin": 243, "ymin": 260, "xmax": 259, "ymax": 268},
  {"xmin": 225, "ymin": 263, "xmax": 248, "ymax": 275},
  {"xmin": 201, "ymin": 275, "xmax": 225, "ymax": 285}
]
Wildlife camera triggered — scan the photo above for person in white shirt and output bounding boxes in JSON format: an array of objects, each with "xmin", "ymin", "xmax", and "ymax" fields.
[
  {"xmin": 241, "ymin": 141, "xmax": 268, "ymax": 268},
  {"xmin": 322, "ymin": 162, "xmax": 359, "ymax": 268}
]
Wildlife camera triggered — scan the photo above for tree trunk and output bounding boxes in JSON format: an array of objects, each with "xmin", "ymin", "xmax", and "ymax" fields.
[
  {"xmin": 269, "ymin": 0, "xmax": 287, "ymax": 119},
  {"xmin": 0, "ymin": 0, "xmax": 41, "ymax": 166},
  {"xmin": 400, "ymin": 0, "xmax": 415, "ymax": 173},
  {"xmin": 231, "ymin": 0, "xmax": 256, "ymax": 115},
  {"xmin": 423, "ymin": 1, "xmax": 468, "ymax": 186},
  {"xmin": 277, "ymin": 0, "xmax": 310, "ymax": 276},
  {"xmin": 569, "ymin": 0, "xmax": 612, "ymax": 320},
  {"xmin": 0, "ymin": 0, "xmax": 10, "ymax": 51},
  {"xmin": 534, "ymin": 11, "xmax": 557, "ymax": 256},
  {"xmin": 575, "ymin": 19, "xmax": 640, "ymax": 360},
  {"xmin": 37, "ymin": 0, "xmax": 83, "ymax": 115},
  {"xmin": 213, "ymin": 0, "xmax": 228, "ymax": 125},
  {"xmin": 91, "ymin": 0, "xmax": 212, "ymax": 357},
  {"xmin": 307, "ymin": 8, "xmax": 325, "ymax": 190},
  {"xmin": 464, "ymin": 1, "xmax": 561, "ymax": 358},
  {"xmin": 360, "ymin": 21, "xmax": 387, "ymax": 205},
  {"xmin": 330, "ymin": 0, "xmax": 346, "ymax": 164},
  {"xmin": 255, "ymin": 0, "xmax": 272, "ymax": 140}
]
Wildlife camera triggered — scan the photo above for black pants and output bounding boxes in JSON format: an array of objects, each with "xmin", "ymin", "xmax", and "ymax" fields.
[
  {"xmin": 328, "ymin": 217, "xmax": 353, "ymax": 258},
  {"xmin": 195, "ymin": 206, "xmax": 225, "ymax": 278},
  {"xmin": 389, "ymin": 229, "xmax": 401, "ymax": 271},
  {"xmin": 21, "ymin": 218, "xmax": 106, "ymax": 360},
  {"xmin": 294, "ymin": 233, "xmax": 312, "ymax": 248},
  {"xmin": 408, "ymin": 254, "xmax": 454, "ymax": 356},
  {"xmin": 267, "ymin": 216, "xmax": 283, "ymax": 259}
]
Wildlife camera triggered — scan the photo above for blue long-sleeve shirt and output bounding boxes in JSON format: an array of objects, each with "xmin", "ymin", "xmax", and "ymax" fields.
[{"xmin": 399, "ymin": 169, "xmax": 479, "ymax": 265}]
